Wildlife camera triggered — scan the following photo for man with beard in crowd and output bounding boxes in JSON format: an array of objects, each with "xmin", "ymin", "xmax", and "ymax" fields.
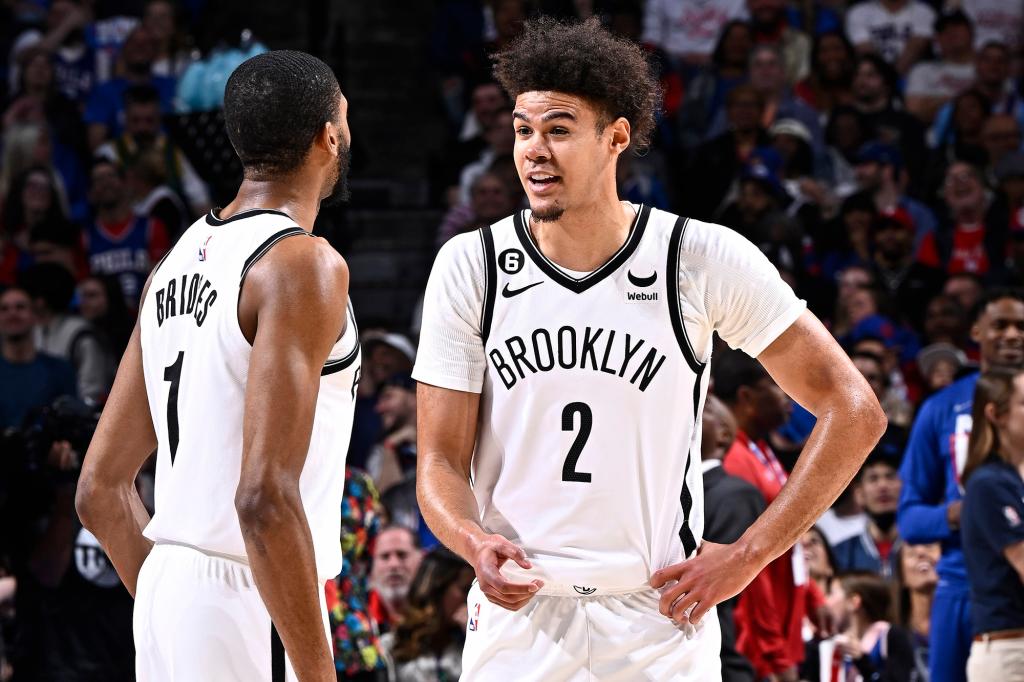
[
  {"xmin": 368, "ymin": 525, "xmax": 423, "ymax": 634},
  {"xmin": 899, "ymin": 287, "xmax": 1024, "ymax": 682},
  {"xmin": 870, "ymin": 208, "xmax": 944, "ymax": 332}
]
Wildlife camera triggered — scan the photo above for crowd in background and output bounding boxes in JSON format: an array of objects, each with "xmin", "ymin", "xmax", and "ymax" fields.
[{"xmin": 1, "ymin": 0, "xmax": 1024, "ymax": 680}]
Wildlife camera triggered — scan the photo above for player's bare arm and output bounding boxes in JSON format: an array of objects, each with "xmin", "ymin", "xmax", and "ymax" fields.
[
  {"xmin": 417, "ymin": 383, "xmax": 543, "ymax": 610},
  {"xmin": 651, "ymin": 310, "xmax": 886, "ymax": 623},
  {"xmin": 76, "ymin": 278, "xmax": 157, "ymax": 597},
  {"xmin": 235, "ymin": 235, "xmax": 348, "ymax": 682}
]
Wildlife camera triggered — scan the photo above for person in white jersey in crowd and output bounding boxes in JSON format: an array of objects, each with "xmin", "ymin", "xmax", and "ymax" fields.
[
  {"xmin": 75, "ymin": 50, "xmax": 358, "ymax": 682},
  {"xmin": 413, "ymin": 16, "xmax": 887, "ymax": 681}
]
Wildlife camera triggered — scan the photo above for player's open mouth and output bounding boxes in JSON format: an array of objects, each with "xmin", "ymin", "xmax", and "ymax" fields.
[{"xmin": 527, "ymin": 174, "xmax": 561, "ymax": 193}]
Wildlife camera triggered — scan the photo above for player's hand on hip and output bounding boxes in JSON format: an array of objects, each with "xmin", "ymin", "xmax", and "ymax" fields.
[
  {"xmin": 470, "ymin": 533, "xmax": 543, "ymax": 611},
  {"xmin": 649, "ymin": 540, "xmax": 760, "ymax": 626}
]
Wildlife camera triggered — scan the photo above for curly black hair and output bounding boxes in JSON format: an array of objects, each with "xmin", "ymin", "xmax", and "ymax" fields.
[
  {"xmin": 223, "ymin": 50, "xmax": 341, "ymax": 179},
  {"xmin": 492, "ymin": 15, "xmax": 660, "ymax": 151}
]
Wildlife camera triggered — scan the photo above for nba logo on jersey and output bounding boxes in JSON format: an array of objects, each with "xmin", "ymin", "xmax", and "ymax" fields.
[
  {"xmin": 468, "ymin": 602, "xmax": 481, "ymax": 631},
  {"xmin": 198, "ymin": 236, "xmax": 212, "ymax": 262}
]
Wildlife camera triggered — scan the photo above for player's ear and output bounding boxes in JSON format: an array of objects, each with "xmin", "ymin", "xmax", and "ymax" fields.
[{"xmin": 609, "ymin": 117, "xmax": 630, "ymax": 154}]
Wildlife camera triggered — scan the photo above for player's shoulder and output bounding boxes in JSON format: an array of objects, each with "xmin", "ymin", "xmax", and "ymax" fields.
[{"xmin": 667, "ymin": 214, "xmax": 761, "ymax": 266}]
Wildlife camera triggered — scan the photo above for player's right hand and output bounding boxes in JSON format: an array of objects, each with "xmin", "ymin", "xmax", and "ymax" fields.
[{"xmin": 469, "ymin": 532, "xmax": 543, "ymax": 611}]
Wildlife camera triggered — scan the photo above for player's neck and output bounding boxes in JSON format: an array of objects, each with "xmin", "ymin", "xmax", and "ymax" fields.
[
  {"xmin": 222, "ymin": 177, "xmax": 322, "ymax": 232},
  {"xmin": 528, "ymin": 199, "xmax": 635, "ymax": 272}
]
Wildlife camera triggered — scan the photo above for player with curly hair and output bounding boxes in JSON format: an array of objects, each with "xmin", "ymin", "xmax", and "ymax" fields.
[{"xmin": 414, "ymin": 16, "xmax": 885, "ymax": 680}]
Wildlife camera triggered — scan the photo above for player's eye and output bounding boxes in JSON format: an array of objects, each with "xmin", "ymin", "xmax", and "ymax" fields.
[
  {"xmin": 551, "ymin": 127, "xmax": 569, "ymax": 135},
  {"xmin": 516, "ymin": 126, "xmax": 532, "ymax": 136}
]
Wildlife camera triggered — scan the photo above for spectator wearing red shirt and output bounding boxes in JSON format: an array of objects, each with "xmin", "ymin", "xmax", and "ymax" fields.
[
  {"xmin": 83, "ymin": 157, "xmax": 168, "ymax": 308},
  {"xmin": 717, "ymin": 350, "xmax": 824, "ymax": 681},
  {"xmin": 917, "ymin": 160, "xmax": 1008, "ymax": 276}
]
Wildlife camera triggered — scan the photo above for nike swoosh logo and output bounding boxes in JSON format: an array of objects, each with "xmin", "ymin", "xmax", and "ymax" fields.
[
  {"xmin": 502, "ymin": 281, "xmax": 543, "ymax": 298},
  {"xmin": 627, "ymin": 270, "xmax": 657, "ymax": 287}
]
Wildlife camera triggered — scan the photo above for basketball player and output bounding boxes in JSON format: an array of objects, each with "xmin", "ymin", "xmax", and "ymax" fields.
[
  {"xmin": 414, "ymin": 17, "xmax": 886, "ymax": 680},
  {"xmin": 75, "ymin": 51, "xmax": 357, "ymax": 682}
]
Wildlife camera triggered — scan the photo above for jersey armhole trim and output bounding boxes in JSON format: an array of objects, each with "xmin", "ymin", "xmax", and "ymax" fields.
[
  {"xmin": 322, "ymin": 300, "xmax": 360, "ymax": 375},
  {"xmin": 679, "ymin": 366, "xmax": 704, "ymax": 559},
  {"xmin": 667, "ymin": 217, "xmax": 705, "ymax": 374},
  {"xmin": 479, "ymin": 225, "xmax": 497, "ymax": 343},
  {"xmin": 239, "ymin": 227, "xmax": 308, "ymax": 287}
]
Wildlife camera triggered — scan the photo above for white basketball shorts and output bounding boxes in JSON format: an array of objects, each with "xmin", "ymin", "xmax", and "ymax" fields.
[
  {"xmin": 133, "ymin": 543, "xmax": 331, "ymax": 682},
  {"xmin": 461, "ymin": 582, "xmax": 722, "ymax": 681}
]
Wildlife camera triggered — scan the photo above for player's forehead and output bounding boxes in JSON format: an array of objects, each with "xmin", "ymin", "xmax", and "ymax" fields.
[{"xmin": 513, "ymin": 91, "xmax": 599, "ymax": 124}]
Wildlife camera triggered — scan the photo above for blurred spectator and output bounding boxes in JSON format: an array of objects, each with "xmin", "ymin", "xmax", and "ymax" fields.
[
  {"xmin": 747, "ymin": 0, "xmax": 810, "ymax": 84},
  {"xmin": 845, "ymin": 0, "xmax": 936, "ymax": 74},
  {"xmin": 381, "ymin": 548, "xmax": 472, "ymax": 682},
  {"xmin": 677, "ymin": 20, "xmax": 753, "ymax": 148},
  {"xmin": 892, "ymin": 543, "xmax": 941, "ymax": 679},
  {"xmin": 641, "ymin": 0, "xmax": 746, "ymax": 68},
  {"xmin": 830, "ymin": 264, "xmax": 876, "ymax": 336},
  {"xmin": 851, "ymin": 334, "xmax": 915, "ymax": 428},
  {"xmin": 84, "ymin": 25, "xmax": 176, "ymax": 149},
  {"xmin": 1, "ymin": 123, "xmax": 88, "ymax": 224},
  {"xmin": 801, "ymin": 526, "xmax": 838, "ymax": 597},
  {"xmin": 77, "ymin": 274, "xmax": 132, "ymax": 359},
  {"xmin": 771, "ymin": 118, "xmax": 833, "ymax": 216},
  {"xmin": 905, "ymin": 11, "xmax": 977, "ymax": 125},
  {"xmin": 959, "ymin": 0, "xmax": 1022, "ymax": 59},
  {"xmin": 0, "ymin": 286, "xmax": 76, "ymax": 430},
  {"xmin": 996, "ymin": 152, "xmax": 1024, "ymax": 232},
  {"xmin": 7, "ymin": 0, "xmax": 98, "ymax": 103},
  {"xmin": 854, "ymin": 141, "xmax": 936, "ymax": 248},
  {"xmin": 818, "ymin": 484, "xmax": 868, "ymax": 548},
  {"xmin": 717, "ymin": 350, "xmax": 810, "ymax": 682},
  {"xmin": 794, "ymin": 31, "xmax": 855, "ymax": 118},
  {"xmin": 718, "ymin": 153, "xmax": 796, "ymax": 255},
  {"xmin": 436, "ymin": 170, "xmax": 519, "ymax": 248},
  {"xmin": 917, "ymin": 342, "xmax": 969, "ymax": 395},
  {"xmin": 707, "ymin": 45, "xmax": 822, "ymax": 152},
  {"xmin": 0, "ymin": 165, "xmax": 71, "ymax": 267},
  {"xmin": 851, "ymin": 349, "xmax": 910, "ymax": 458},
  {"xmin": 124, "ymin": 148, "xmax": 190, "ymax": 242},
  {"xmin": 616, "ymin": 151, "xmax": 671, "ymax": 210},
  {"xmin": 19, "ymin": 262, "xmax": 111, "ymax": 404},
  {"xmin": 960, "ymin": 368, "xmax": 1024, "ymax": 682},
  {"xmin": 367, "ymin": 373, "xmax": 416, "ymax": 496},
  {"xmin": 980, "ymin": 115, "xmax": 1023, "ymax": 185},
  {"xmin": 871, "ymin": 207, "xmax": 946, "ymax": 333},
  {"xmin": 27, "ymin": 216, "xmax": 84, "ymax": 279},
  {"xmin": 833, "ymin": 452, "xmax": 903, "ymax": 578},
  {"xmin": 921, "ymin": 296, "xmax": 970, "ymax": 348},
  {"xmin": 3, "ymin": 46, "xmax": 88, "ymax": 160},
  {"xmin": 818, "ymin": 572, "xmax": 917, "ymax": 682},
  {"xmin": 898, "ymin": 287, "xmax": 1024, "ymax": 682},
  {"xmin": 96, "ymin": 84, "xmax": 210, "ymax": 216},
  {"xmin": 685, "ymin": 84, "xmax": 771, "ymax": 220},
  {"xmin": 326, "ymin": 467, "xmax": 387, "ymax": 680},
  {"xmin": 440, "ymin": 81, "xmax": 509, "ymax": 196},
  {"xmin": 84, "ymin": 157, "xmax": 169, "ymax": 308},
  {"xmin": 369, "ymin": 525, "xmax": 424, "ymax": 634},
  {"xmin": 849, "ymin": 55, "xmax": 928, "ymax": 184},
  {"xmin": 457, "ymin": 106, "xmax": 514, "ymax": 206},
  {"xmin": 701, "ymin": 394, "xmax": 761, "ymax": 682},
  {"xmin": 142, "ymin": 0, "xmax": 193, "ymax": 78},
  {"xmin": 942, "ymin": 272, "xmax": 984, "ymax": 319},
  {"xmin": 821, "ymin": 107, "xmax": 869, "ymax": 197},
  {"xmin": 918, "ymin": 160, "xmax": 1005, "ymax": 276},
  {"xmin": 350, "ymin": 331, "xmax": 415, "ymax": 470}
]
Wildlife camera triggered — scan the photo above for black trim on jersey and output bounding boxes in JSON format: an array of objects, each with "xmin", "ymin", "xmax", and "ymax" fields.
[
  {"xmin": 666, "ymin": 217, "xmax": 705, "ymax": 374},
  {"xmin": 322, "ymin": 301, "xmax": 360, "ymax": 375},
  {"xmin": 513, "ymin": 204, "xmax": 651, "ymax": 294},
  {"xmin": 206, "ymin": 207, "xmax": 294, "ymax": 226},
  {"xmin": 679, "ymin": 368, "xmax": 704, "ymax": 558},
  {"xmin": 479, "ymin": 225, "xmax": 497, "ymax": 342},
  {"xmin": 239, "ymin": 227, "xmax": 308, "ymax": 286},
  {"xmin": 270, "ymin": 623, "xmax": 285, "ymax": 682}
]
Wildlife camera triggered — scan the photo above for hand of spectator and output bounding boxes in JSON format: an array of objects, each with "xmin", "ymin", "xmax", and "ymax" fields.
[
  {"xmin": 384, "ymin": 424, "xmax": 417, "ymax": 451},
  {"xmin": 833, "ymin": 633, "xmax": 863, "ymax": 660},
  {"xmin": 810, "ymin": 603, "xmax": 836, "ymax": 638},
  {"xmin": 3, "ymin": 95, "xmax": 45, "ymax": 129},
  {"xmin": 775, "ymin": 665, "xmax": 799, "ymax": 682},
  {"xmin": 47, "ymin": 440, "xmax": 80, "ymax": 472},
  {"xmin": 650, "ymin": 540, "xmax": 762, "ymax": 626},
  {"xmin": 468, "ymin": 532, "xmax": 543, "ymax": 611},
  {"xmin": 947, "ymin": 500, "xmax": 962, "ymax": 530}
]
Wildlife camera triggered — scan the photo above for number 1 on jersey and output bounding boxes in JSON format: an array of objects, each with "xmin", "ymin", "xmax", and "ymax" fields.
[
  {"xmin": 561, "ymin": 402, "xmax": 592, "ymax": 483},
  {"xmin": 163, "ymin": 351, "xmax": 184, "ymax": 463}
]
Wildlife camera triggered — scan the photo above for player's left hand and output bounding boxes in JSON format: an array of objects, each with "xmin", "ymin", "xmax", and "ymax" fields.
[{"xmin": 649, "ymin": 540, "xmax": 762, "ymax": 626}]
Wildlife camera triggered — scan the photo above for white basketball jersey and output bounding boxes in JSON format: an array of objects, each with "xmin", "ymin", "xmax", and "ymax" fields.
[
  {"xmin": 139, "ymin": 209, "xmax": 359, "ymax": 580},
  {"xmin": 475, "ymin": 205, "xmax": 707, "ymax": 591}
]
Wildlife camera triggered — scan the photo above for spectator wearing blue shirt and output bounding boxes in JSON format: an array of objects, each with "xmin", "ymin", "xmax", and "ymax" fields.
[
  {"xmin": 834, "ymin": 451, "xmax": 902, "ymax": 578},
  {"xmin": 84, "ymin": 25, "xmax": 176, "ymax": 150},
  {"xmin": 960, "ymin": 368, "xmax": 1024, "ymax": 682},
  {"xmin": 0, "ymin": 286, "xmax": 76, "ymax": 430},
  {"xmin": 898, "ymin": 287, "xmax": 1024, "ymax": 682}
]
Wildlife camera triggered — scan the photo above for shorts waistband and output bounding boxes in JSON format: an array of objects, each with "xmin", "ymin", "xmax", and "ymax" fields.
[
  {"xmin": 535, "ymin": 582, "xmax": 653, "ymax": 597},
  {"xmin": 151, "ymin": 541, "xmax": 336, "ymax": 584}
]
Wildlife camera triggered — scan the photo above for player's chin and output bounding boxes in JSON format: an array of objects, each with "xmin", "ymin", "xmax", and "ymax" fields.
[{"xmin": 528, "ymin": 197, "xmax": 565, "ymax": 223}]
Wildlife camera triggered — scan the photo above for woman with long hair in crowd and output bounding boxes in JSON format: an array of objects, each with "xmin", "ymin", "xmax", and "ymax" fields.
[
  {"xmin": 960, "ymin": 368, "xmax": 1024, "ymax": 682},
  {"xmin": 795, "ymin": 31, "xmax": 856, "ymax": 117},
  {"xmin": 802, "ymin": 525, "xmax": 838, "ymax": 598},
  {"xmin": 143, "ymin": 0, "xmax": 194, "ymax": 78},
  {"xmin": 891, "ymin": 542, "xmax": 940, "ymax": 681},
  {"xmin": 383, "ymin": 548, "xmax": 474, "ymax": 681},
  {"xmin": 0, "ymin": 165, "xmax": 74, "ymax": 284},
  {"xmin": 77, "ymin": 275, "xmax": 133, "ymax": 358}
]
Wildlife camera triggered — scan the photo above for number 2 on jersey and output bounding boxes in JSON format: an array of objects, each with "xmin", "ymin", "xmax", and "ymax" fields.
[
  {"xmin": 163, "ymin": 351, "xmax": 184, "ymax": 463},
  {"xmin": 561, "ymin": 402, "xmax": 592, "ymax": 483}
]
